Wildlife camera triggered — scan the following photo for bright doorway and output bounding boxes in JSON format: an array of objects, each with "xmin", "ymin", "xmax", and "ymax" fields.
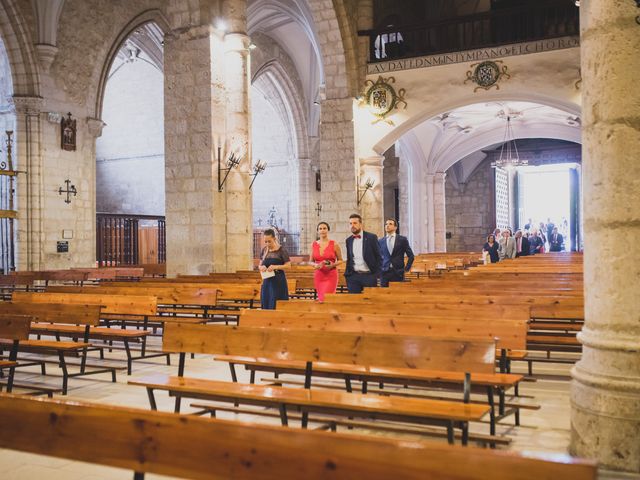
[{"xmin": 515, "ymin": 163, "xmax": 581, "ymax": 251}]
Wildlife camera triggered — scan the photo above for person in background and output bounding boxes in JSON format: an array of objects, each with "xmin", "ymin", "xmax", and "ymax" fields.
[
  {"xmin": 344, "ymin": 214, "xmax": 382, "ymax": 294},
  {"xmin": 498, "ymin": 228, "xmax": 516, "ymax": 260},
  {"xmin": 529, "ymin": 230, "xmax": 544, "ymax": 255},
  {"xmin": 483, "ymin": 234, "xmax": 500, "ymax": 263},
  {"xmin": 310, "ymin": 221, "xmax": 343, "ymax": 302},
  {"xmin": 524, "ymin": 218, "xmax": 533, "ymax": 231},
  {"xmin": 546, "ymin": 218, "xmax": 555, "ymax": 242},
  {"xmin": 538, "ymin": 222, "xmax": 547, "ymax": 252},
  {"xmin": 514, "ymin": 230, "xmax": 530, "ymax": 257},
  {"xmin": 258, "ymin": 229, "xmax": 291, "ymax": 309},
  {"xmin": 549, "ymin": 226, "xmax": 564, "ymax": 252},
  {"xmin": 379, "ymin": 218, "xmax": 415, "ymax": 287}
]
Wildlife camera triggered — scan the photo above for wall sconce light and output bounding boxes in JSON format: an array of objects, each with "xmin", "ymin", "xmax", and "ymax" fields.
[
  {"xmin": 58, "ymin": 179, "xmax": 77, "ymax": 204},
  {"xmin": 249, "ymin": 159, "xmax": 267, "ymax": 190},
  {"xmin": 357, "ymin": 177, "xmax": 375, "ymax": 205},
  {"xmin": 217, "ymin": 145, "xmax": 243, "ymax": 192},
  {"xmin": 315, "ymin": 202, "xmax": 322, "ymax": 217}
]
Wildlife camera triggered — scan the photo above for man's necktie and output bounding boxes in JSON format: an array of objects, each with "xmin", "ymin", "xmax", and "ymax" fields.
[{"xmin": 352, "ymin": 234, "xmax": 361, "ymax": 239}]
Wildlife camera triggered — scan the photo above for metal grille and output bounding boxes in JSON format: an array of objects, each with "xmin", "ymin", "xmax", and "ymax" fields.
[
  {"xmin": 96, "ymin": 213, "xmax": 166, "ymax": 266},
  {"xmin": 0, "ymin": 131, "xmax": 17, "ymax": 274},
  {"xmin": 495, "ymin": 167, "xmax": 510, "ymax": 230}
]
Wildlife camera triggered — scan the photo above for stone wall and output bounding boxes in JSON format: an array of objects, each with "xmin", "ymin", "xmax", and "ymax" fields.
[
  {"xmin": 96, "ymin": 56, "xmax": 164, "ymax": 216},
  {"xmin": 445, "ymin": 157, "xmax": 493, "ymax": 252},
  {"xmin": 251, "ymin": 86, "xmax": 297, "ymax": 232}
]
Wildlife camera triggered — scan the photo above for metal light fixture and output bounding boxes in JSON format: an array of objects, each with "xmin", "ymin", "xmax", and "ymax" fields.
[
  {"xmin": 357, "ymin": 177, "xmax": 375, "ymax": 205},
  {"xmin": 58, "ymin": 179, "xmax": 77, "ymax": 204},
  {"xmin": 217, "ymin": 145, "xmax": 242, "ymax": 192},
  {"xmin": 249, "ymin": 159, "xmax": 267, "ymax": 190},
  {"xmin": 491, "ymin": 115, "xmax": 527, "ymax": 169}
]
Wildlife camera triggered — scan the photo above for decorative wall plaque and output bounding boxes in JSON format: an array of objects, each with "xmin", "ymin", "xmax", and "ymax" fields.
[
  {"xmin": 464, "ymin": 60, "xmax": 510, "ymax": 92},
  {"xmin": 361, "ymin": 76, "xmax": 407, "ymax": 125},
  {"xmin": 61, "ymin": 112, "xmax": 76, "ymax": 151}
]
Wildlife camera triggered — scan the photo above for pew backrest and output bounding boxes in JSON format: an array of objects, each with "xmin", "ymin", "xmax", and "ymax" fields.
[
  {"xmin": 164, "ymin": 324, "xmax": 497, "ymax": 373},
  {"xmin": 0, "ymin": 302, "xmax": 102, "ymax": 326},
  {"xmin": 12, "ymin": 292, "xmax": 156, "ymax": 316},
  {"xmin": 0, "ymin": 394, "xmax": 597, "ymax": 480},
  {"xmin": 0, "ymin": 315, "xmax": 31, "ymax": 340}
]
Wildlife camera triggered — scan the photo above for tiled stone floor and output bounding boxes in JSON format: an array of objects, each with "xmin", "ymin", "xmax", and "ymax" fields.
[{"xmin": 0, "ymin": 339, "xmax": 638, "ymax": 479}]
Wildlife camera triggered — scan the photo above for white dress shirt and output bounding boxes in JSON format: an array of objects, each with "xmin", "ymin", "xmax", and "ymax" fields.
[
  {"xmin": 386, "ymin": 234, "xmax": 396, "ymax": 254},
  {"xmin": 352, "ymin": 235, "xmax": 369, "ymax": 272}
]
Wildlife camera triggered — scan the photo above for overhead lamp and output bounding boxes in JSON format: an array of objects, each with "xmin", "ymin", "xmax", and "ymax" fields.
[
  {"xmin": 248, "ymin": 42, "xmax": 257, "ymax": 50},
  {"xmin": 491, "ymin": 116, "xmax": 528, "ymax": 169}
]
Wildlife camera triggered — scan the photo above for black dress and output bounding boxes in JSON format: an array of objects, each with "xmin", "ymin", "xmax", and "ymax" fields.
[
  {"xmin": 483, "ymin": 242, "xmax": 500, "ymax": 263},
  {"xmin": 260, "ymin": 247, "xmax": 290, "ymax": 310}
]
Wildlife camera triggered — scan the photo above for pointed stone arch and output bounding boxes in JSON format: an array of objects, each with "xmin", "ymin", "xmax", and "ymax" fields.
[
  {"xmin": 94, "ymin": 9, "xmax": 170, "ymax": 120},
  {"xmin": 0, "ymin": 0, "xmax": 40, "ymax": 96}
]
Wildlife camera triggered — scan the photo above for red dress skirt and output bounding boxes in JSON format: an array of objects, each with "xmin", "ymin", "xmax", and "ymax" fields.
[{"xmin": 312, "ymin": 240, "xmax": 338, "ymax": 302}]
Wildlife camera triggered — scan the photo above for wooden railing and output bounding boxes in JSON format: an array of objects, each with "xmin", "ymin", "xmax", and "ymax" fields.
[
  {"xmin": 360, "ymin": 1, "xmax": 579, "ymax": 62},
  {"xmin": 96, "ymin": 213, "xmax": 165, "ymax": 267}
]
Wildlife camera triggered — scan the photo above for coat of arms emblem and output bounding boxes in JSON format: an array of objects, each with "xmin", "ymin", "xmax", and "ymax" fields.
[{"xmin": 362, "ymin": 76, "xmax": 407, "ymax": 124}]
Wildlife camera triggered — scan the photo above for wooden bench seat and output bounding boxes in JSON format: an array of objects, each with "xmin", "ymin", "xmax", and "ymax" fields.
[
  {"xmin": 0, "ymin": 393, "xmax": 597, "ymax": 480},
  {"xmin": 129, "ymin": 324, "xmax": 500, "ymax": 444},
  {"xmin": 1, "ymin": 301, "xmax": 147, "ymax": 379},
  {"xmin": 130, "ymin": 373, "xmax": 489, "ymax": 444}
]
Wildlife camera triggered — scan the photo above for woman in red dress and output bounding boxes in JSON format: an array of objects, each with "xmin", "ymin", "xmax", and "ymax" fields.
[{"xmin": 311, "ymin": 222, "xmax": 343, "ymax": 302}]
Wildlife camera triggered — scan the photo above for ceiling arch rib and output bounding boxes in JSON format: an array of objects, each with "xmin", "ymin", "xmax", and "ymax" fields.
[
  {"xmin": 247, "ymin": 0, "xmax": 323, "ymax": 130},
  {"xmin": 373, "ymin": 93, "xmax": 581, "ymax": 156}
]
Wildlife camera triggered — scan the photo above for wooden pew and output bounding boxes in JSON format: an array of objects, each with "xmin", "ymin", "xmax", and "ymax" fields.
[
  {"xmin": 0, "ymin": 302, "xmax": 148, "ymax": 376},
  {"xmin": 0, "ymin": 315, "xmax": 31, "ymax": 392},
  {"xmin": 10, "ymin": 292, "xmax": 169, "ymax": 374},
  {"xmin": 130, "ymin": 324, "xmax": 494, "ymax": 445},
  {"xmin": 0, "ymin": 303, "xmax": 119, "ymax": 393},
  {"xmin": 0, "ymin": 394, "xmax": 597, "ymax": 480},
  {"xmin": 231, "ymin": 309, "xmax": 528, "ymax": 431}
]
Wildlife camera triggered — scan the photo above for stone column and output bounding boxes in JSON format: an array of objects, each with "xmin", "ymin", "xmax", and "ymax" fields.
[
  {"xmin": 12, "ymin": 96, "xmax": 44, "ymax": 271},
  {"xmin": 570, "ymin": 0, "xmax": 640, "ymax": 472},
  {"xmin": 433, "ymin": 172, "xmax": 447, "ymax": 252},
  {"xmin": 164, "ymin": 23, "xmax": 221, "ymax": 275},
  {"xmin": 359, "ymin": 155, "xmax": 384, "ymax": 237},
  {"xmin": 221, "ymin": 7, "xmax": 252, "ymax": 272},
  {"xmin": 298, "ymin": 157, "xmax": 313, "ymax": 250},
  {"xmin": 424, "ymin": 172, "xmax": 446, "ymax": 252},
  {"xmin": 318, "ymin": 97, "xmax": 357, "ymax": 245}
]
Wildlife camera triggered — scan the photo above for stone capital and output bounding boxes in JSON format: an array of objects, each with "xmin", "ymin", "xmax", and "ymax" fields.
[
  {"xmin": 35, "ymin": 44, "xmax": 58, "ymax": 73},
  {"xmin": 86, "ymin": 117, "xmax": 106, "ymax": 138},
  {"xmin": 10, "ymin": 95, "xmax": 44, "ymax": 115},
  {"xmin": 359, "ymin": 155, "xmax": 384, "ymax": 168}
]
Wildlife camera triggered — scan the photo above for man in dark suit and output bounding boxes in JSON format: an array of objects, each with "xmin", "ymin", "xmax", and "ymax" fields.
[
  {"xmin": 379, "ymin": 218, "xmax": 414, "ymax": 287},
  {"xmin": 514, "ymin": 229, "xmax": 530, "ymax": 257},
  {"xmin": 549, "ymin": 227, "xmax": 564, "ymax": 252},
  {"xmin": 344, "ymin": 213, "xmax": 382, "ymax": 294}
]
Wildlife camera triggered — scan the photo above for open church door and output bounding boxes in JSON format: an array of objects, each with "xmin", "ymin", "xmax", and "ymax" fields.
[
  {"xmin": 494, "ymin": 166, "xmax": 510, "ymax": 230},
  {"xmin": 569, "ymin": 166, "xmax": 580, "ymax": 251}
]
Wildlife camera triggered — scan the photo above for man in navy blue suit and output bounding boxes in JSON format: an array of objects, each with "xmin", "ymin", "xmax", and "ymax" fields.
[
  {"xmin": 344, "ymin": 213, "xmax": 382, "ymax": 294},
  {"xmin": 379, "ymin": 219, "xmax": 414, "ymax": 287}
]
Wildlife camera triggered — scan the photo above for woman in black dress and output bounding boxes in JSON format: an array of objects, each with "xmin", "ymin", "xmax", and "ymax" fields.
[
  {"xmin": 259, "ymin": 229, "xmax": 291, "ymax": 309},
  {"xmin": 483, "ymin": 234, "xmax": 500, "ymax": 263}
]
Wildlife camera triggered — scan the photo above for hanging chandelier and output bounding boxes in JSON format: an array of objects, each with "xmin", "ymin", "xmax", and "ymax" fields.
[{"xmin": 491, "ymin": 115, "xmax": 528, "ymax": 169}]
